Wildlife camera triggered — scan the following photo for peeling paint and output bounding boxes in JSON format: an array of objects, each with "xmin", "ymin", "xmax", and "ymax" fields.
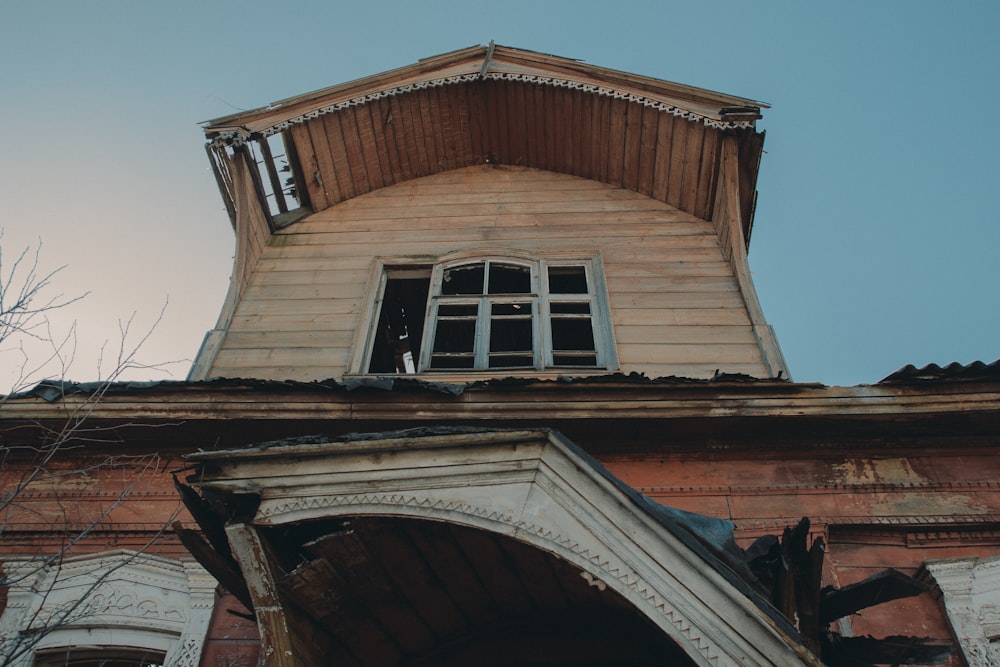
[{"xmin": 831, "ymin": 457, "xmax": 923, "ymax": 486}]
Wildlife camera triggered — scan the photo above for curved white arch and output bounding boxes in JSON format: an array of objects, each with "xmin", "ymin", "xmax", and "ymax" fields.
[{"xmin": 195, "ymin": 429, "xmax": 817, "ymax": 667}]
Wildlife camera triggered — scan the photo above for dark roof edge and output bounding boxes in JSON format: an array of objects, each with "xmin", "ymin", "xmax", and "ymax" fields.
[
  {"xmin": 879, "ymin": 359, "xmax": 1000, "ymax": 384},
  {"xmin": 6, "ymin": 372, "xmax": 803, "ymax": 402},
  {"xmin": 202, "ymin": 43, "xmax": 767, "ymax": 135}
]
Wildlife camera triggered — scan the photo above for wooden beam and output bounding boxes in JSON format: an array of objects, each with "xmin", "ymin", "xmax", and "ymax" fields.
[
  {"xmin": 225, "ymin": 523, "xmax": 311, "ymax": 667},
  {"xmin": 819, "ymin": 569, "xmax": 930, "ymax": 625}
]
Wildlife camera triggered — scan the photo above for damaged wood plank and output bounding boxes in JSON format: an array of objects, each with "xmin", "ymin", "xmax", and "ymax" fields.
[
  {"xmin": 172, "ymin": 521, "xmax": 254, "ymax": 612},
  {"xmin": 280, "ymin": 557, "xmax": 395, "ymax": 666},
  {"xmin": 820, "ymin": 633, "xmax": 952, "ymax": 666},
  {"xmin": 304, "ymin": 526, "xmax": 437, "ymax": 655},
  {"xmin": 225, "ymin": 523, "xmax": 300, "ymax": 667},
  {"xmin": 819, "ymin": 568, "xmax": 931, "ymax": 625}
]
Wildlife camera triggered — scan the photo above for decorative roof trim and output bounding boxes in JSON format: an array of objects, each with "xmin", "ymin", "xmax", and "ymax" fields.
[{"xmin": 209, "ymin": 71, "xmax": 754, "ymax": 147}]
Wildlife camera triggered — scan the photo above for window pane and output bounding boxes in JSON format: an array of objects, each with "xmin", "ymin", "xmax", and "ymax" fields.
[
  {"xmin": 553, "ymin": 353, "xmax": 598, "ymax": 367},
  {"xmin": 431, "ymin": 355, "xmax": 476, "ymax": 369},
  {"xmin": 548, "ymin": 266, "xmax": 588, "ymax": 294},
  {"xmin": 551, "ymin": 317, "xmax": 595, "ymax": 351},
  {"xmin": 489, "ymin": 354, "xmax": 535, "ymax": 368},
  {"xmin": 490, "ymin": 317, "xmax": 532, "ymax": 352},
  {"xmin": 442, "ymin": 264, "xmax": 485, "ymax": 295},
  {"xmin": 433, "ymin": 319, "xmax": 475, "ymax": 353},
  {"xmin": 488, "ymin": 263, "xmax": 531, "ymax": 294},
  {"xmin": 550, "ymin": 302, "xmax": 590, "ymax": 314},
  {"xmin": 491, "ymin": 302, "xmax": 529, "ymax": 316},
  {"xmin": 438, "ymin": 304, "xmax": 478, "ymax": 317}
]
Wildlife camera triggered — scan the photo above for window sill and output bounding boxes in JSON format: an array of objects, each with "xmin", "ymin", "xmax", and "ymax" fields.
[{"xmin": 344, "ymin": 369, "xmax": 616, "ymax": 383}]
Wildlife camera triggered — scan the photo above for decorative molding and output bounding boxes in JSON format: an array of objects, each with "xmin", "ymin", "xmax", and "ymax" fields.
[
  {"xmin": 640, "ymin": 480, "xmax": 1000, "ymax": 495},
  {"xmin": 0, "ymin": 551, "xmax": 217, "ymax": 667},
  {"xmin": 210, "ymin": 72, "xmax": 753, "ymax": 147},
  {"xmin": 926, "ymin": 555, "xmax": 1000, "ymax": 667},
  {"xmin": 262, "ymin": 490, "xmax": 739, "ymax": 666},
  {"xmin": 233, "ymin": 430, "xmax": 814, "ymax": 666}
]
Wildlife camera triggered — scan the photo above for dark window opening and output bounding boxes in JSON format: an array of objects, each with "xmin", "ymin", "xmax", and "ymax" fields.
[
  {"xmin": 489, "ymin": 302, "xmax": 533, "ymax": 368},
  {"xmin": 548, "ymin": 265, "xmax": 589, "ymax": 294},
  {"xmin": 442, "ymin": 264, "xmax": 485, "ymax": 295},
  {"xmin": 551, "ymin": 314, "xmax": 597, "ymax": 367},
  {"xmin": 34, "ymin": 648, "xmax": 166, "ymax": 667},
  {"xmin": 488, "ymin": 263, "xmax": 531, "ymax": 294},
  {"xmin": 431, "ymin": 307, "xmax": 477, "ymax": 368},
  {"xmin": 368, "ymin": 272, "xmax": 431, "ymax": 374}
]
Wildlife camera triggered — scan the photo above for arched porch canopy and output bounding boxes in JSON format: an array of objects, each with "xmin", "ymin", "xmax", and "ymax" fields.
[
  {"xmin": 202, "ymin": 44, "xmax": 766, "ymax": 241},
  {"xmin": 184, "ymin": 428, "xmax": 818, "ymax": 667}
]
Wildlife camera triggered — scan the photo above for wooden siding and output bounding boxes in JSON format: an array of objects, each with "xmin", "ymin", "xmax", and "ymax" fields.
[
  {"xmin": 188, "ymin": 150, "xmax": 274, "ymax": 381},
  {"xmin": 208, "ymin": 166, "xmax": 768, "ymax": 381}
]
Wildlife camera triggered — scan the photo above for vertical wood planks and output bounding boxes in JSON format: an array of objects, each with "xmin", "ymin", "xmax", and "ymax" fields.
[
  {"xmin": 272, "ymin": 82, "xmax": 732, "ymax": 228},
  {"xmin": 636, "ymin": 105, "xmax": 659, "ymax": 197},
  {"xmin": 341, "ymin": 106, "xmax": 374, "ymax": 193},
  {"xmin": 288, "ymin": 123, "xmax": 327, "ymax": 211},
  {"xmin": 621, "ymin": 101, "xmax": 643, "ymax": 193},
  {"xmin": 679, "ymin": 120, "xmax": 705, "ymax": 213},
  {"xmin": 323, "ymin": 113, "xmax": 357, "ymax": 201},
  {"xmin": 366, "ymin": 97, "xmax": 400, "ymax": 187}
]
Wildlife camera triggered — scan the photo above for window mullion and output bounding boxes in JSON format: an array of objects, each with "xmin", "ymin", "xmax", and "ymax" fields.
[
  {"xmin": 539, "ymin": 261, "xmax": 553, "ymax": 368},
  {"xmin": 418, "ymin": 300, "xmax": 438, "ymax": 371},
  {"xmin": 586, "ymin": 262, "xmax": 609, "ymax": 368},
  {"xmin": 474, "ymin": 297, "xmax": 489, "ymax": 368},
  {"xmin": 417, "ymin": 267, "xmax": 446, "ymax": 371},
  {"xmin": 476, "ymin": 262, "xmax": 490, "ymax": 369}
]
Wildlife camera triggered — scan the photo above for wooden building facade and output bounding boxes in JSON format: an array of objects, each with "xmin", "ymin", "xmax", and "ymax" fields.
[{"xmin": 2, "ymin": 45, "xmax": 999, "ymax": 667}]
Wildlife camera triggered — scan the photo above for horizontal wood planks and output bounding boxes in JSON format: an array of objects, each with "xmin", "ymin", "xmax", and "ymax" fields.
[
  {"xmin": 291, "ymin": 80, "xmax": 724, "ymax": 222},
  {"xmin": 208, "ymin": 166, "xmax": 766, "ymax": 381}
]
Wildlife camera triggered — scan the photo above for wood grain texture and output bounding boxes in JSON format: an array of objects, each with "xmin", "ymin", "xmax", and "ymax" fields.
[{"xmin": 209, "ymin": 166, "xmax": 766, "ymax": 381}]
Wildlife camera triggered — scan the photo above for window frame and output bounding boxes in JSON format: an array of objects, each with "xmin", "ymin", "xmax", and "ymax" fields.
[
  {"xmin": 354, "ymin": 252, "xmax": 616, "ymax": 375},
  {"xmin": 422, "ymin": 258, "xmax": 541, "ymax": 371}
]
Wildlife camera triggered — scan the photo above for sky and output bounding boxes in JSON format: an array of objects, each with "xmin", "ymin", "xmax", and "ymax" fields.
[{"xmin": 1, "ymin": 1, "xmax": 998, "ymax": 389}]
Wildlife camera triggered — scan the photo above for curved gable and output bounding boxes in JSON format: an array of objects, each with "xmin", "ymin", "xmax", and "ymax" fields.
[{"xmin": 204, "ymin": 44, "xmax": 764, "ymax": 235}]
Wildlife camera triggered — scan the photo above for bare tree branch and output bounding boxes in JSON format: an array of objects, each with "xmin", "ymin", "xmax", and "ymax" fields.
[{"xmin": 0, "ymin": 232, "xmax": 186, "ymax": 666}]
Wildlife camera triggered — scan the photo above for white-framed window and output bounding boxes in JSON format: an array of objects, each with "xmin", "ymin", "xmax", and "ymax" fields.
[
  {"xmin": 362, "ymin": 255, "xmax": 615, "ymax": 374},
  {"xmin": 0, "ymin": 551, "xmax": 215, "ymax": 667}
]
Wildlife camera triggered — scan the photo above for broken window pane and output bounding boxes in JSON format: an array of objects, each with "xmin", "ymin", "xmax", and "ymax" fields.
[
  {"xmin": 442, "ymin": 264, "xmax": 485, "ymax": 295},
  {"xmin": 250, "ymin": 133, "xmax": 307, "ymax": 218}
]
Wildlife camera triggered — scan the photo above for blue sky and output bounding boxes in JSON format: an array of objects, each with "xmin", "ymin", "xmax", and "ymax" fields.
[{"xmin": 1, "ymin": 1, "xmax": 997, "ymax": 388}]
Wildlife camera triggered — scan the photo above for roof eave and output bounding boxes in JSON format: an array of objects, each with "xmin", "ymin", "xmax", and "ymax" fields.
[{"xmin": 201, "ymin": 43, "xmax": 767, "ymax": 141}]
